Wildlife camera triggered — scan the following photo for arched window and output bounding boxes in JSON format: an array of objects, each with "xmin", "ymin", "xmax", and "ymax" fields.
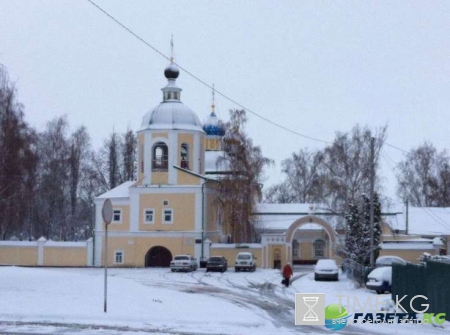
[
  {"xmin": 292, "ymin": 240, "xmax": 299, "ymax": 258},
  {"xmin": 313, "ymin": 239, "xmax": 326, "ymax": 258},
  {"xmin": 152, "ymin": 142, "xmax": 168, "ymax": 172},
  {"xmin": 180, "ymin": 143, "xmax": 189, "ymax": 169}
]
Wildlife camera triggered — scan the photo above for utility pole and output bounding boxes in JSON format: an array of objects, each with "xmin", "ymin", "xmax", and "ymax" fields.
[
  {"xmin": 406, "ymin": 199, "xmax": 409, "ymax": 235},
  {"xmin": 369, "ymin": 137, "xmax": 375, "ymax": 267}
]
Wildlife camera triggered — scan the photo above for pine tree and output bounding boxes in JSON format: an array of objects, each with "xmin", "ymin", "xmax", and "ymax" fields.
[
  {"xmin": 343, "ymin": 193, "xmax": 382, "ymax": 282},
  {"xmin": 344, "ymin": 202, "xmax": 362, "ymax": 267}
]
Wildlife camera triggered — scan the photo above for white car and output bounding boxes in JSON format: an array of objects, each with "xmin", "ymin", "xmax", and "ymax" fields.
[
  {"xmin": 366, "ymin": 266, "xmax": 392, "ymax": 294},
  {"xmin": 375, "ymin": 255, "xmax": 407, "ymax": 267},
  {"xmin": 170, "ymin": 255, "xmax": 198, "ymax": 272},
  {"xmin": 314, "ymin": 259, "xmax": 339, "ymax": 281},
  {"xmin": 235, "ymin": 252, "xmax": 256, "ymax": 272}
]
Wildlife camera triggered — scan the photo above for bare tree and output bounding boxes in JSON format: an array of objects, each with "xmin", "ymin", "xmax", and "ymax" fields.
[
  {"xmin": 217, "ymin": 110, "xmax": 273, "ymax": 242},
  {"xmin": 319, "ymin": 124, "xmax": 387, "ymax": 211},
  {"xmin": 397, "ymin": 142, "xmax": 450, "ymax": 206},
  {"xmin": 281, "ymin": 149, "xmax": 324, "ymax": 203},
  {"xmin": 69, "ymin": 126, "xmax": 90, "ymax": 215},
  {"xmin": 265, "ymin": 124, "xmax": 386, "ymax": 213},
  {"xmin": 0, "ymin": 70, "xmax": 37, "ymax": 239},
  {"xmin": 36, "ymin": 116, "xmax": 70, "ymax": 239},
  {"xmin": 264, "ymin": 181, "xmax": 296, "ymax": 203}
]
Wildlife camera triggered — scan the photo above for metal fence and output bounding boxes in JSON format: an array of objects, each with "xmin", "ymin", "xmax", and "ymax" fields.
[
  {"xmin": 392, "ymin": 261, "xmax": 450, "ymax": 321},
  {"xmin": 344, "ymin": 262, "xmax": 375, "ymax": 286}
]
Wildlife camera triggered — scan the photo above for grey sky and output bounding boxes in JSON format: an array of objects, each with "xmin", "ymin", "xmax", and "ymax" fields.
[{"xmin": 1, "ymin": 0, "xmax": 449, "ymax": 201}]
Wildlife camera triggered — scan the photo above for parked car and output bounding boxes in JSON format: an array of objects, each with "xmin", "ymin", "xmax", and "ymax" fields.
[
  {"xmin": 170, "ymin": 255, "xmax": 198, "ymax": 272},
  {"xmin": 375, "ymin": 255, "xmax": 407, "ymax": 267},
  {"xmin": 366, "ymin": 266, "xmax": 392, "ymax": 294},
  {"xmin": 235, "ymin": 252, "xmax": 256, "ymax": 272},
  {"xmin": 206, "ymin": 256, "xmax": 228, "ymax": 272},
  {"xmin": 314, "ymin": 259, "xmax": 339, "ymax": 281}
]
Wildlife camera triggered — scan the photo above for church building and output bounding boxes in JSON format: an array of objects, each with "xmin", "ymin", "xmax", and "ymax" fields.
[{"xmin": 93, "ymin": 59, "xmax": 227, "ymax": 267}]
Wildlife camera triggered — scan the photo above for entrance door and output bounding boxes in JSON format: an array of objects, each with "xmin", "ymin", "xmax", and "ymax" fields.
[
  {"xmin": 145, "ymin": 246, "xmax": 172, "ymax": 267},
  {"xmin": 273, "ymin": 247, "xmax": 281, "ymax": 269}
]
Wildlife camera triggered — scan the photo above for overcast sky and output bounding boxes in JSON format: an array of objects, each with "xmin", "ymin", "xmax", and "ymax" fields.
[{"xmin": 1, "ymin": 0, "xmax": 449, "ymax": 203}]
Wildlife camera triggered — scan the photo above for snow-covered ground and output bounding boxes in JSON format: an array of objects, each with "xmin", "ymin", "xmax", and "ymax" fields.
[{"xmin": 0, "ymin": 266, "xmax": 448, "ymax": 335}]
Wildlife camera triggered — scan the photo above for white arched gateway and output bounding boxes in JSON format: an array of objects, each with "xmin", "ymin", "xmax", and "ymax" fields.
[{"xmin": 260, "ymin": 215, "xmax": 337, "ymax": 269}]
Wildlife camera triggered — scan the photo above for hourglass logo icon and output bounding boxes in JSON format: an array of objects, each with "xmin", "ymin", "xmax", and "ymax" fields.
[{"xmin": 295, "ymin": 293, "xmax": 325, "ymax": 325}]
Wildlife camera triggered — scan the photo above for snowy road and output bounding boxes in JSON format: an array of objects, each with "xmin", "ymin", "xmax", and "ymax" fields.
[{"xmin": 0, "ymin": 266, "xmax": 448, "ymax": 335}]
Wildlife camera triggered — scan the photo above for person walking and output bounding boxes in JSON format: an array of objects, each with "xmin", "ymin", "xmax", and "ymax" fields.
[{"xmin": 282, "ymin": 262, "xmax": 293, "ymax": 287}]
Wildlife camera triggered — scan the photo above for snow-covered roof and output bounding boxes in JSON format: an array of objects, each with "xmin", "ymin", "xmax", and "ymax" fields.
[
  {"xmin": 256, "ymin": 203, "xmax": 331, "ymax": 214},
  {"xmin": 254, "ymin": 203, "xmax": 335, "ymax": 230},
  {"xmin": 95, "ymin": 181, "xmax": 135, "ymax": 199},
  {"xmin": 380, "ymin": 241, "xmax": 435, "ymax": 250},
  {"xmin": 205, "ymin": 151, "xmax": 229, "ymax": 173},
  {"xmin": 140, "ymin": 101, "xmax": 204, "ymax": 133},
  {"xmin": 384, "ymin": 206, "xmax": 450, "ymax": 236}
]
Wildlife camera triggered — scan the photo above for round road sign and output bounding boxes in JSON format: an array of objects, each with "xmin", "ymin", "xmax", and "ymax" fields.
[{"xmin": 102, "ymin": 199, "xmax": 113, "ymax": 225}]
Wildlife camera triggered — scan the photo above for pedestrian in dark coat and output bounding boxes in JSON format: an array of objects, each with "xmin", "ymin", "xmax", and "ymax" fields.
[{"xmin": 282, "ymin": 262, "xmax": 293, "ymax": 287}]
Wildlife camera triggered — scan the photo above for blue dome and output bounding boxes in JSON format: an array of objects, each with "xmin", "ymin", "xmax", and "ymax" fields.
[{"xmin": 203, "ymin": 111, "xmax": 225, "ymax": 136}]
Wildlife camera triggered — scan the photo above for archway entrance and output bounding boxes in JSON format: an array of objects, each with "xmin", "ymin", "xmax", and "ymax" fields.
[
  {"xmin": 286, "ymin": 216, "xmax": 336, "ymax": 265},
  {"xmin": 145, "ymin": 246, "xmax": 172, "ymax": 267}
]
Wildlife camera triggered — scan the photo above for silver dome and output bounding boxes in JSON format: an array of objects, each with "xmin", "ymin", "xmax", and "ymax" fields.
[{"xmin": 140, "ymin": 101, "xmax": 204, "ymax": 132}]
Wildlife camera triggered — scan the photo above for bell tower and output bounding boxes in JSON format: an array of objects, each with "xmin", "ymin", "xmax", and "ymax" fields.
[{"xmin": 137, "ymin": 53, "xmax": 205, "ymax": 186}]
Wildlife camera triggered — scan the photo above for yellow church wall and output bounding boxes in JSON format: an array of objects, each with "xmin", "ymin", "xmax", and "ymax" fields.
[
  {"xmin": 152, "ymin": 172, "xmax": 169, "ymax": 185},
  {"xmin": 105, "ymin": 236, "xmax": 196, "ymax": 267},
  {"xmin": 139, "ymin": 193, "xmax": 195, "ymax": 231},
  {"xmin": 379, "ymin": 249, "xmax": 434, "ymax": 264},
  {"xmin": 152, "ymin": 132, "xmax": 168, "ymax": 139},
  {"xmin": 0, "ymin": 246, "xmax": 38, "ymax": 266},
  {"xmin": 177, "ymin": 171, "xmax": 201, "ymax": 185},
  {"xmin": 382, "ymin": 234, "xmax": 423, "ymax": 241},
  {"xmin": 108, "ymin": 205, "xmax": 130, "ymax": 232},
  {"xmin": 205, "ymin": 137, "xmax": 221, "ymax": 151},
  {"xmin": 44, "ymin": 247, "xmax": 87, "ymax": 267},
  {"xmin": 294, "ymin": 241, "xmax": 329, "ymax": 261},
  {"xmin": 206, "ymin": 192, "xmax": 221, "ymax": 233}
]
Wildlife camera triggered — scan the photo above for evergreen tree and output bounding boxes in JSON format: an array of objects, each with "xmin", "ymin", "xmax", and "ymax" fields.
[
  {"xmin": 343, "ymin": 202, "xmax": 362, "ymax": 267},
  {"xmin": 343, "ymin": 193, "xmax": 382, "ymax": 278}
]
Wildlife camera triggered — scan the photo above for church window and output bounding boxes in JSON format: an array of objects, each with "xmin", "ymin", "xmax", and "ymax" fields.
[
  {"xmin": 144, "ymin": 209, "xmax": 155, "ymax": 224},
  {"xmin": 112, "ymin": 209, "xmax": 122, "ymax": 223},
  {"xmin": 114, "ymin": 250, "xmax": 124, "ymax": 264},
  {"xmin": 293, "ymin": 240, "xmax": 299, "ymax": 257},
  {"xmin": 152, "ymin": 142, "xmax": 168, "ymax": 172},
  {"xmin": 173, "ymin": 92, "xmax": 179, "ymax": 100},
  {"xmin": 163, "ymin": 209, "xmax": 173, "ymax": 224},
  {"xmin": 180, "ymin": 143, "xmax": 189, "ymax": 169},
  {"xmin": 313, "ymin": 239, "xmax": 325, "ymax": 258}
]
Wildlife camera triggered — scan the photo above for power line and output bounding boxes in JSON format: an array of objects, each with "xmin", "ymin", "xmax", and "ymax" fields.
[
  {"xmin": 384, "ymin": 142, "xmax": 409, "ymax": 154},
  {"xmin": 86, "ymin": 0, "xmax": 332, "ymax": 145}
]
